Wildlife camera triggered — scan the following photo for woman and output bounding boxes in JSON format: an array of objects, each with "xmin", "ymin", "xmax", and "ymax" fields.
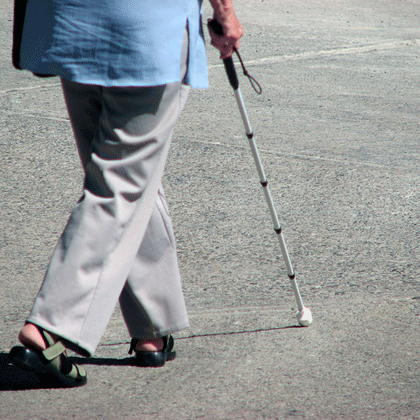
[{"xmin": 9, "ymin": 0, "xmax": 243, "ymax": 387}]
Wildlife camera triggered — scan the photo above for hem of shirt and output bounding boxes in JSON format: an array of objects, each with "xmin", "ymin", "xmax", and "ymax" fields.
[{"xmin": 25, "ymin": 69, "xmax": 208, "ymax": 90}]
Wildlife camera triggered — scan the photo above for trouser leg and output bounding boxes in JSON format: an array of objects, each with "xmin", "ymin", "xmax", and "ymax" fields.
[
  {"xmin": 119, "ymin": 186, "xmax": 188, "ymax": 339},
  {"xmin": 27, "ymin": 78, "xmax": 190, "ymax": 357},
  {"xmin": 62, "ymin": 78, "xmax": 190, "ymax": 341},
  {"xmin": 63, "ymin": 86, "xmax": 189, "ymax": 340}
]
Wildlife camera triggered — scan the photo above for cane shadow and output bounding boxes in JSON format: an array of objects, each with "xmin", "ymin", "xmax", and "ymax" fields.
[
  {"xmin": 71, "ymin": 324, "xmax": 301, "ymax": 367},
  {"xmin": 0, "ymin": 325, "xmax": 302, "ymax": 388}
]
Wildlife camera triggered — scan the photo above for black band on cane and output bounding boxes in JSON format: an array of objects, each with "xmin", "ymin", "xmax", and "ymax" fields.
[{"xmin": 223, "ymin": 56, "xmax": 239, "ymax": 90}]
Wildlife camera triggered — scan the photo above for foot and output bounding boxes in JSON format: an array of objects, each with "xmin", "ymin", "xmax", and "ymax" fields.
[
  {"xmin": 18, "ymin": 323, "xmax": 59, "ymax": 352},
  {"xmin": 10, "ymin": 325, "xmax": 87, "ymax": 387},
  {"xmin": 129, "ymin": 336, "xmax": 176, "ymax": 367},
  {"xmin": 135, "ymin": 338, "xmax": 164, "ymax": 352}
]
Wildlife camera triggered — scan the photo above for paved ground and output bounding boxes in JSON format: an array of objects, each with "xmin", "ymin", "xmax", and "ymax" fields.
[{"xmin": 1, "ymin": 0, "xmax": 420, "ymax": 419}]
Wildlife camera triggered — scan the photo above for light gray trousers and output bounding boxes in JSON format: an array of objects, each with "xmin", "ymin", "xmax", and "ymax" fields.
[{"xmin": 27, "ymin": 37, "xmax": 191, "ymax": 357}]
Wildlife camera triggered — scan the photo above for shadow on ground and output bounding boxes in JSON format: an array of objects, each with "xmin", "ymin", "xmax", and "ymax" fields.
[{"xmin": 0, "ymin": 324, "xmax": 300, "ymax": 390}]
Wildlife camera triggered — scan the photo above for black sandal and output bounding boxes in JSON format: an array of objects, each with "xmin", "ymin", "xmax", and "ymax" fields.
[
  {"xmin": 128, "ymin": 335, "xmax": 176, "ymax": 367},
  {"xmin": 9, "ymin": 328, "xmax": 87, "ymax": 387}
]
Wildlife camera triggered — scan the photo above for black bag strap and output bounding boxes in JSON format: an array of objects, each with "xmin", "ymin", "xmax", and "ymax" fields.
[{"xmin": 12, "ymin": 0, "xmax": 29, "ymax": 70}]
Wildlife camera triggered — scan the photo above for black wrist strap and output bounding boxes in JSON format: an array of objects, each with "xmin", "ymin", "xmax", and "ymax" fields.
[{"xmin": 233, "ymin": 47, "xmax": 262, "ymax": 95}]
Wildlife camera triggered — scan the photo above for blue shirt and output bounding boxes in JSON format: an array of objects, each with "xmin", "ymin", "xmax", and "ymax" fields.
[{"xmin": 19, "ymin": 0, "xmax": 208, "ymax": 88}]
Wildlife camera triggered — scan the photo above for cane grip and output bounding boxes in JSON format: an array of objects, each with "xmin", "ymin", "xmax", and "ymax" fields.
[{"xmin": 208, "ymin": 18, "xmax": 240, "ymax": 90}]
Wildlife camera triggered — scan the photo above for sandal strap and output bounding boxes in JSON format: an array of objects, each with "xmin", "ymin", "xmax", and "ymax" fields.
[
  {"xmin": 38, "ymin": 328, "xmax": 67, "ymax": 362},
  {"xmin": 41, "ymin": 335, "xmax": 87, "ymax": 381},
  {"xmin": 163, "ymin": 335, "xmax": 175, "ymax": 353},
  {"xmin": 128, "ymin": 338, "xmax": 137, "ymax": 355},
  {"xmin": 42, "ymin": 341, "xmax": 66, "ymax": 361},
  {"xmin": 40, "ymin": 329, "xmax": 57, "ymax": 347},
  {"xmin": 68, "ymin": 363, "xmax": 87, "ymax": 380}
]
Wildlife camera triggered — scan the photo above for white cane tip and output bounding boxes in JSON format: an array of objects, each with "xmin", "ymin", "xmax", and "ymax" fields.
[{"xmin": 296, "ymin": 307, "xmax": 313, "ymax": 327}]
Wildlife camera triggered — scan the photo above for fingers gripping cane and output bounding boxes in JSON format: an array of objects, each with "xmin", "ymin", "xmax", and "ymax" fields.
[{"xmin": 209, "ymin": 20, "xmax": 312, "ymax": 326}]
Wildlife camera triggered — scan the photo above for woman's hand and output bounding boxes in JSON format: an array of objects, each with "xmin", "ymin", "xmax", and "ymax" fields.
[{"xmin": 208, "ymin": 1, "xmax": 243, "ymax": 59}]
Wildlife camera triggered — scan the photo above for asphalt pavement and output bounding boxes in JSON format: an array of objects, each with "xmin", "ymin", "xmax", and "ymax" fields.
[{"xmin": 1, "ymin": 0, "xmax": 420, "ymax": 419}]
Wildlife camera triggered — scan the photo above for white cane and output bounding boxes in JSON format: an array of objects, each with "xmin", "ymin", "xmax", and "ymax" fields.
[{"xmin": 209, "ymin": 20, "xmax": 312, "ymax": 326}]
